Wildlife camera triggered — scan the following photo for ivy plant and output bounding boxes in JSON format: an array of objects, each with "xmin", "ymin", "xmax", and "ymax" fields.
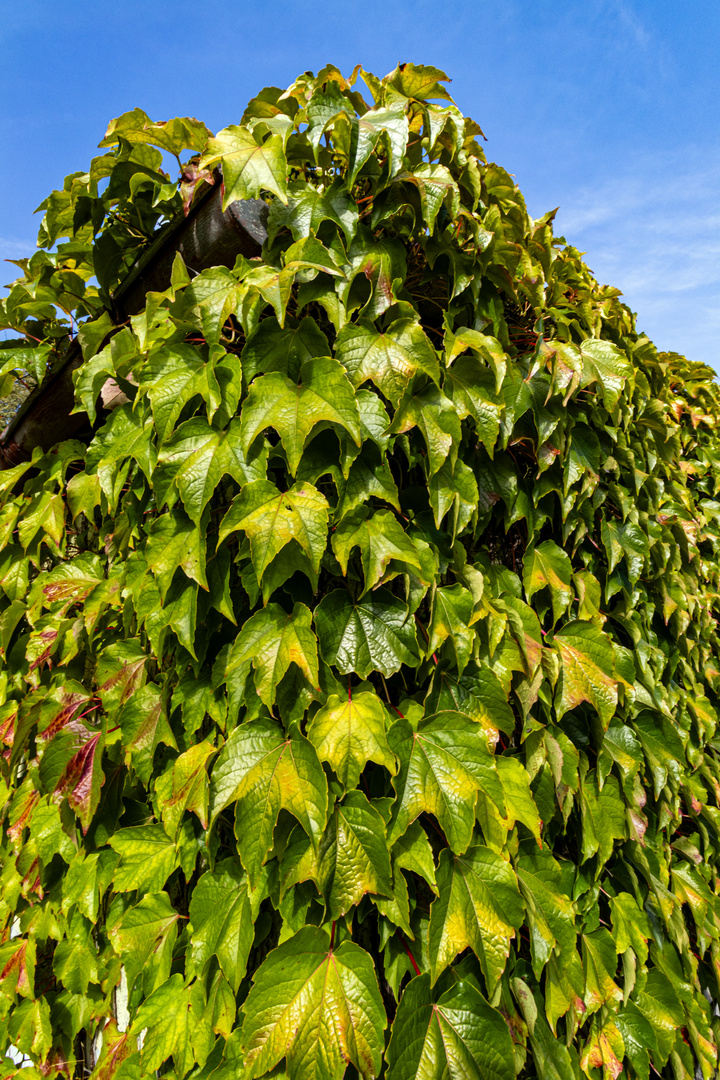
[{"xmin": 1, "ymin": 62, "xmax": 720, "ymax": 1080}]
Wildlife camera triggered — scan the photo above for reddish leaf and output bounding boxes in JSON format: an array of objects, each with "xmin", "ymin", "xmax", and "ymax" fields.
[
  {"xmin": 55, "ymin": 732, "xmax": 105, "ymax": 833},
  {"xmin": 37, "ymin": 689, "xmax": 92, "ymax": 743},
  {"xmin": 7, "ymin": 788, "xmax": 40, "ymax": 845},
  {"xmin": 0, "ymin": 939, "xmax": 35, "ymax": 997},
  {"xmin": 92, "ymin": 1020, "xmax": 132, "ymax": 1080},
  {"xmin": 99, "ymin": 657, "xmax": 147, "ymax": 709},
  {"xmin": 0, "ymin": 701, "xmax": 18, "ymax": 746},
  {"xmin": 180, "ymin": 159, "xmax": 215, "ymax": 215}
]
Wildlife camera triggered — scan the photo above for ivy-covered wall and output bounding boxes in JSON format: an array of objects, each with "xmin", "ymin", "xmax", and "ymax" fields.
[{"xmin": 1, "ymin": 63, "xmax": 719, "ymax": 1080}]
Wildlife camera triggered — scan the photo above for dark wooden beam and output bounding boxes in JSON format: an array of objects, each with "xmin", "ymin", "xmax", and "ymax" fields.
[{"xmin": 0, "ymin": 183, "xmax": 267, "ymax": 468}]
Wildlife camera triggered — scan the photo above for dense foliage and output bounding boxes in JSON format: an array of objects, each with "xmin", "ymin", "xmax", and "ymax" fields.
[{"xmin": 1, "ymin": 62, "xmax": 720, "ymax": 1080}]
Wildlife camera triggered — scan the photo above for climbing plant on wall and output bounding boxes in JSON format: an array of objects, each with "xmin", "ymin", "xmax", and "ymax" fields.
[{"xmin": 1, "ymin": 62, "xmax": 720, "ymax": 1080}]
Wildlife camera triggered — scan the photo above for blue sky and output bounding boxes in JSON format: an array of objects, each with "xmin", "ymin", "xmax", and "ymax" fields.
[{"xmin": 1, "ymin": 1, "xmax": 718, "ymax": 368}]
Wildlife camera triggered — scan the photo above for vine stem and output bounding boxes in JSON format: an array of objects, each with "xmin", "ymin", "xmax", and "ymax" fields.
[
  {"xmin": 6, "ymin": 327, "xmax": 44, "ymax": 343},
  {"xmin": 396, "ymin": 931, "xmax": 420, "ymax": 976},
  {"xmin": 415, "ymin": 617, "xmax": 438, "ymax": 664}
]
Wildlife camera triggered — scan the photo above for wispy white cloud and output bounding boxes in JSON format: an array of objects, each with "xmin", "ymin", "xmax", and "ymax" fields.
[
  {"xmin": 0, "ymin": 237, "xmax": 36, "ymax": 263},
  {"xmin": 607, "ymin": 0, "xmax": 651, "ymax": 51},
  {"xmin": 0, "ymin": 238, "xmax": 38, "ymax": 293},
  {"xmin": 548, "ymin": 148, "xmax": 720, "ymax": 368}
]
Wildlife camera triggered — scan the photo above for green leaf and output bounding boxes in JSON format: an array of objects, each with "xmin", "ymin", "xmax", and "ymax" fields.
[
  {"xmin": 240, "ymin": 926, "xmax": 386, "ymax": 1080},
  {"xmin": 228, "ymin": 602, "xmax": 318, "ymax": 706},
  {"xmin": 582, "ymin": 929, "xmax": 622, "ymax": 1014},
  {"xmin": 336, "ymin": 449, "xmax": 401, "ymax": 518},
  {"xmin": 307, "ymin": 689, "xmax": 397, "ymax": 791},
  {"xmin": 219, "ymin": 479, "xmax": 329, "ymax": 580},
  {"xmin": 610, "ymin": 892, "xmax": 651, "ymax": 965},
  {"xmin": 523, "ymin": 541, "xmax": 573, "ymax": 625},
  {"xmin": 564, "ymin": 423, "xmax": 600, "ymax": 493},
  {"xmin": 174, "ymin": 267, "xmax": 245, "ymax": 344},
  {"xmin": 0, "ymin": 938, "xmax": 34, "ymax": 998},
  {"xmin": 427, "ymin": 584, "xmax": 475, "ymax": 672},
  {"xmin": 240, "ymin": 358, "xmax": 361, "ymax": 475},
  {"xmin": 512, "ymin": 978, "xmax": 577, "ymax": 1080},
  {"xmin": 139, "ymin": 344, "xmax": 214, "ymax": 442},
  {"xmin": 391, "ymin": 820, "xmax": 438, "ymax": 892},
  {"xmin": 268, "ymin": 179, "xmax": 358, "ymax": 243},
  {"xmin": 447, "ymin": 326, "xmax": 506, "ymax": 385},
  {"xmin": 241, "ymin": 315, "xmax": 330, "ymax": 382},
  {"xmin": 154, "ymin": 740, "xmax": 216, "ymax": 839},
  {"xmin": 201, "ymin": 125, "xmax": 288, "ymax": 207},
  {"xmin": 318, "ymin": 790, "xmax": 393, "ymax": 919},
  {"xmin": 284, "ymin": 233, "xmax": 345, "ymax": 278},
  {"xmin": 0, "ymin": 543, "xmax": 29, "ymax": 601},
  {"xmin": 373, "ymin": 861, "xmax": 412, "ymax": 934},
  {"xmin": 66, "ymin": 469, "xmax": 102, "ymax": 522},
  {"xmin": 387, "ymin": 62, "xmax": 456, "ymax": 103},
  {"xmin": 109, "ymin": 892, "xmax": 179, "ymax": 994},
  {"xmin": 348, "ymin": 103, "xmax": 409, "ymax": 183},
  {"xmin": 156, "ymin": 416, "xmax": 266, "ymax": 520},
  {"xmin": 116, "ymin": 682, "xmax": 177, "ymax": 783},
  {"xmin": 553, "ymin": 621, "xmax": 618, "ymax": 729},
  {"xmin": 101, "ymin": 108, "xmax": 210, "ymax": 155},
  {"xmin": 189, "ymin": 858, "xmax": 264, "ymax": 992},
  {"xmin": 33, "ymin": 552, "xmax": 103, "ymax": 611},
  {"xmin": 208, "ymin": 718, "xmax": 327, "ymax": 886},
  {"xmin": 305, "ymin": 80, "xmax": 354, "ymax": 152},
  {"xmin": 133, "ymin": 973, "xmax": 213, "ymax": 1078},
  {"xmin": 388, "ymin": 711, "xmax": 499, "ymax": 853},
  {"xmin": 445, "ymin": 354, "xmax": 502, "ymax": 452},
  {"xmin": 635, "ymin": 970, "xmax": 684, "ymax": 1065},
  {"xmin": 29, "ymin": 797, "xmax": 75, "ymax": 865},
  {"xmin": 7, "ymin": 997, "xmax": 53, "ymax": 1060},
  {"xmin": 242, "ymin": 261, "xmax": 297, "ymax": 326},
  {"xmin": 246, "ymin": 540, "xmax": 319, "ymax": 605},
  {"xmin": 332, "ymin": 507, "xmax": 424, "ymax": 594},
  {"xmin": 85, "ymin": 405, "xmax": 156, "ymax": 502},
  {"xmin": 425, "ymin": 664, "xmax": 515, "ymax": 742},
  {"xmin": 615, "ymin": 1001, "xmax": 657, "ymax": 1080},
  {"xmin": 401, "ymin": 164, "xmax": 459, "ymax": 231},
  {"xmin": 579, "ymin": 339, "xmax": 634, "ymax": 408},
  {"xmin": 428, "ymin": 457, "xmax": 478, "ymax": 533},
  {"xmin": 144, "ymin": 508, "xmax": 207, "ymax": 600},
  {"xmin": 335, "ymin": 317, "xmax": 440, "ymax": 406},
  {"xmin": 632, "ymin": 711, "xmax": 686, "ymax": 799},
  {"xmin": 602, "ymin": 518, "xmax": 650, "ymax": 588},
  {"xmin": 315, "ymin": 588, "xmax": 420, "ymax": 679},
  {"xmin": 545, "ymin": 952, "xmax": 585, "ymax": 1034},
  {"xmin": 516, "ymin": 848, "xmax": 576, "ymax": 977},
  {"xmin": 579, "ymin": 769, "xmax": 627, "ymax": 863},
  {"xmin": 386, "ymin": 973, "xmax": 515, "ymax": 1080},
  {"xmin": 18, "ymin": 490, "xmax": 66, "ymax": 550},
  {"xmin": 390, "ymin": 384, "xmax": 462, "ymax": 475},
  {"xmin": 110, "ymin": 824, "xmax": 179, "ymax": 892},
  {"xmin": 496, "ymin": 756, "xmax": 542, "ymax": 844},
  {"xmin": 428, "ymin": 845, "xmax": 524, "ymax": 988},
  {"xmin": 0, "ymin": 342, "xmax": 51, "ymax": 383}
]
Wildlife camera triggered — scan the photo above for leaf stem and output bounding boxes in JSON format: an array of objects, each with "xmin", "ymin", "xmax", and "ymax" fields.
[{"xmin": 396, "ymin": 930, "xmax": 420, "ymax": 977}]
